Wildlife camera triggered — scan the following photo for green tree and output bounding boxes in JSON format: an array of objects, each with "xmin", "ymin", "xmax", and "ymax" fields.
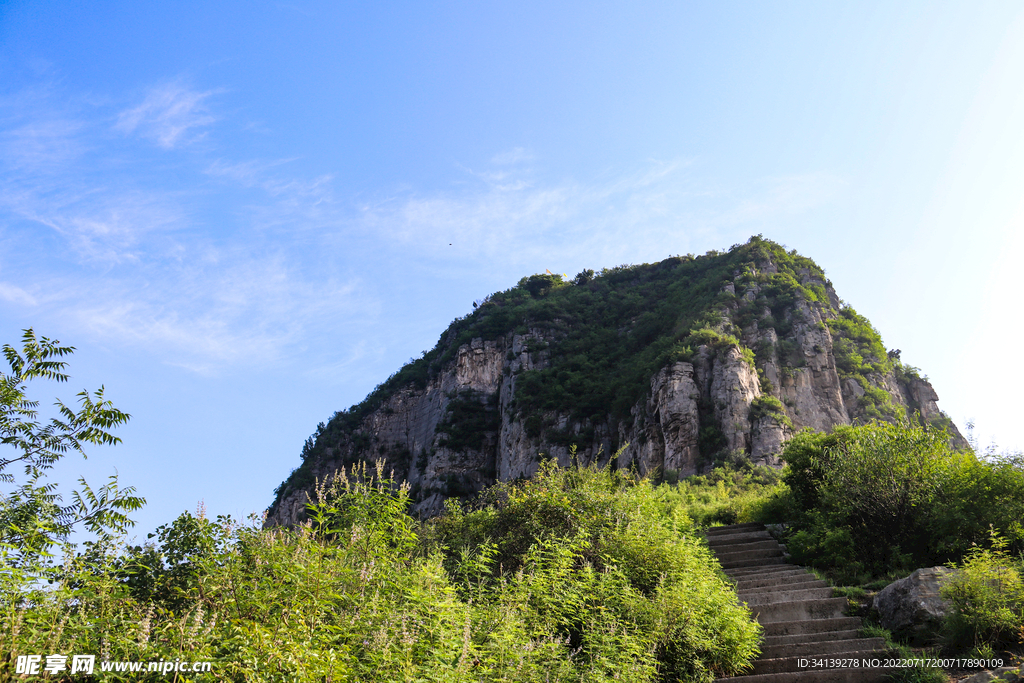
[
  {"xmin": 782, "ymin": 420, "xmax": 1024, "ymax": 583},
  {"xmin": 0, "ymin": 329, "xmax": 144, "ymax": 567}
]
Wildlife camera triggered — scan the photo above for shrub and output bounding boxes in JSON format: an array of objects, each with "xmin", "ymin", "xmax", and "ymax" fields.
[
  {"xmin": 941, "ymin": 533, "xmax": 1024, "ymax": 650},
  {"xmin": 783, "ymin": 422, "xmax": 948, "ymax": 580},
  {"xmin": 432, "ymin": 457, "xmax": 762, "ymax": 680},
  {"xmin": 749, "ymin": 395, "xmax": 792, "ymax": 428},
  {"xmin": 781, "ymin": 421, "xmax": 1024, "ymax": 585},
  {"xmin": 436, "ymin": 390, "xmax": 500, "ymax": 452},
  {"xmin": 658, "ymin": 465, "xmax": 792, "ymax": 528},
  {"xmin": 928, "ymin": 452, "xmax": 1024, "ymax": 560}
]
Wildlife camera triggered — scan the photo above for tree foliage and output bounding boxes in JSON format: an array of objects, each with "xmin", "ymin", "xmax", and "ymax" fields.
[
  {"xmin": 0, "ymin": 329, "xmax": 143, "ymax": 567},
  {"xmin": 781, "ymin": 421, "xmax": 1024, "ymax": 583},
  {"xmin": 941, "ymin": 531, "xmax": 1024, "ymax": 650}
]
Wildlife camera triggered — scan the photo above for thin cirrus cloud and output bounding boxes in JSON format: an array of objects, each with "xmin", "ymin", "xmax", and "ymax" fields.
[
  {"xmin": 17, "ymin": 244, "xmax": 366, "ymax": 373},
  {"xmin": 490, "ymin": 146, "xmax": 534, "ymax": 165},
  {"xmin": 0, "ymin": 282, "xmax": 37, "ymax": 307},
  {"xmin": 1, "ymin": 169, "xmax": 187, "ymax": 265},
  {"xmin": 0, "ymin": 82, "xmax": 364, "ymax": 371},
  {"xmin": 203, "ymin": 158, "xmax": 338, "ymax": 231},
  {"xmin": 115, "ymin": 82, "xmax": 218, "ymax": 149},
  {"xmin": 1, "ymin": 118, "xmax": 86, "ymax": 172}
]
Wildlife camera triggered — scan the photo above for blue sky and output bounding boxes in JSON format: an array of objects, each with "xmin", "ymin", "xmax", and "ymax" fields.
[{"xmin": 2, "ymin": 1, "xmax": 1023, "ymax": 537}]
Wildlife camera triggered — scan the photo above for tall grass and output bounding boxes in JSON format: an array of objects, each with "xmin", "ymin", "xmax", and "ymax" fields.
[{"xmin": 2, "ymin": 460, "xmax": 761, "ymax": 682}]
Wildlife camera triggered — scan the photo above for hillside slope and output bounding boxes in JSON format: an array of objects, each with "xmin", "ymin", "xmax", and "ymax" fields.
[{"xmin": 267, "ymin": 236, "xmax": 965, "ymax": 524}]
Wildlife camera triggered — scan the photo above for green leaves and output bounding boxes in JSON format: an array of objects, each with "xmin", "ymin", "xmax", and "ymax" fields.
[
  {"xmin": 781, "ymin": 421, "xmax": 1024, "ymax": 585},
  {"xmin": 432, "ymin": 459, "xmax": 761, "ymax": 681},
  {"xmin": 70, "ymin": 475, "xmax": 145, "ymax": 537},
  {"xmin": 0, "ymin": 329, "xmax": 140, "ymax": 568},
  {"xmin": 941, "ymin": 531, "xmax": 1024, "ymax": 649}
]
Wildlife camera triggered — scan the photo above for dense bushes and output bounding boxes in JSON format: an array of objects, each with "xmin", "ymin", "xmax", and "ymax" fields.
[
  {"xmin": 436, "ymin": 390, "xmax": 500, "ymax": 452},
  {"xmin": 780, "ymin": 421, "xmax": 1024, "ymax": 584},
  {"xmin": 827, "ymin": 307, "xmax": 891, "ymax": 378},
  {"xmin": 3, "ymin": 461, "xmax": 761, "ymax": 682},
  {"xmin": 664, "ymin": 428, "xmax": 1024, "ymax": 660},
  {"xmin": 749, "ymin": 395, "xmax": 792, "ymax": 427},
  {"xmin": 431, "ymin": 458, "xmax": 762, "ymax": 681},
  {"xmin": 656, "ymin": 464, "xmax": 792, "ymax": 528}
]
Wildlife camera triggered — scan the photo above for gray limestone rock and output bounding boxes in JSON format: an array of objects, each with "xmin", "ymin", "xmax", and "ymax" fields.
[{"xmin": 872, "ymin": 567, "xmax": 955, "ymax": 641}]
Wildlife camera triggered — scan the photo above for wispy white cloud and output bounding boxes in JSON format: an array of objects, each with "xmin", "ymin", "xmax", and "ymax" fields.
[
  {"xmin": 204, "ymin": 158, "xmax": 296, "ymax": 186},
  {"xmin": 116, "ymin": 82, "xmax": 218, "ymax": 149},
  {"xmin": 1, "ymin": 118, "xmax": 86, "ymax": 171},
  {"xmin": 205, "ymin": 160, "xmax": 333, "ymax": 202},
  {"xmin": 0, "ymin": 82, "xmax": 198, "ymax": 265},
  {"xmin": 716, "ymin": 174, "xmax": 846, "ymax": 227},
  {"xmin": 203, "ymin": 158, "xmax": 338, "ymax": 231},
  {"xmin": 0, "ymin": 81, "xmax": 372, "ymax": 373},
  {"xmin": 0, "ymin": 179, "xmax": 186, "ymax": 264},
  {"xmin": 20, "ymin": 245, "xmax": 365, "ymax": 373},
  {"xmin": 0, "ymin": 282, "xmax": 37, "ymax": 306}
]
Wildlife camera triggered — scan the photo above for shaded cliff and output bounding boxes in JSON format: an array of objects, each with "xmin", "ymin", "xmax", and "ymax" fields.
[{"xmin": 267, "ymin": 237, "xmax": 965, "ymax": 525}]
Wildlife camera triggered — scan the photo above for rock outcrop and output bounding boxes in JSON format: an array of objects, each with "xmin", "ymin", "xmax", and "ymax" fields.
[
  {"xmin": 267, "ymin": 239, "xmax": 966, "ymax": 525},
  {"xmin": 872, "ymin": 567, "xmax": 955, "ymax": 642}
]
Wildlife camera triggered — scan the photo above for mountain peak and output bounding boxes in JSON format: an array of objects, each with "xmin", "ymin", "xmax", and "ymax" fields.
[{"xmin": 267, "ymin": 236, "xmax": 964, "ymax": 525}]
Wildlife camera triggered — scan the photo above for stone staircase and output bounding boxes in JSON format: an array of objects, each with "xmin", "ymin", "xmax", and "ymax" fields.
[{"xmin": 709, "ymin": 522, "xmax": 892, "ymax": 683}]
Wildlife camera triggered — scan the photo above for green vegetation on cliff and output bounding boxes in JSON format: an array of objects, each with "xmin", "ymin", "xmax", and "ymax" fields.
[{"xmin": 372, "ymin": 236, "xmax": 829, "ymax": 427}]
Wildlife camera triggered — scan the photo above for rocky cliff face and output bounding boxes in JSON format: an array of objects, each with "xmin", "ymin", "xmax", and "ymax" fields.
[{"xmin": 267, "ymin": 239, "xmax": 966, "ymax": 526}]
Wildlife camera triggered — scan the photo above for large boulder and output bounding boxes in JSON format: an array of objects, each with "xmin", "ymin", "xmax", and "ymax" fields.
[{"xmin": 872, "ymin": 566, "xmax": 955, "ymax": 642}]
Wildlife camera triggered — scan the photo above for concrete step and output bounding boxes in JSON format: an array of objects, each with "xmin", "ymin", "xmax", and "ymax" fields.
[
  {"xmin": 733, "ymin": 567, "xmax": 812, "ymax": 582},
  {"xmin": 750, "ymin": 597, "xmax": 849, "ymax": 624},
  {"xmin": 707, "ymin": 524, "xmax": 887, "ymax": 682},
  {"xmin": 712, "ymin": 539, "xmax": 782, "ymax": 554},
  {"xmin": 742, "ymin": 587, "xmax": 835, "ymax": 606},
  {"xmin": 725, "ymin": 564, "xmax": 801, "ymax": 577},
  {"xmin": 759, "ymin": 637, "xmax": 886, "ymax": 660},
  {"xmin": 707, "ymin": 530, "xmax": 774, "ymax": 546},
  {"xmin": 751, "ymin": 649, "xmax": 889, "ymax": 676},
  {"xmin": 721, "ymin": 555, "xmax": 788, "ymax": 570},
  {"xmin": 717, "ymin": 547, "xmax": 785, "ymax": 564},
  {"xmin": 715, "ymin": 665, "xmax": 893, "ymax": 682},
  {"xmin": 717, "ymin": 543, "xmax": 785, "ymax": 559},
  {"xmin": 761, "ymin": 629, "xmax": 862, "ymax": 648},
  {"xmin": 760, "ymin": 617, "xmax": 863, "ymax": 637},
  {"xmin": 737, "ymin": 577, "xmax": 826, "ymax": 593},
  {"xmin": 707, "ymin": 522, "xmax": 766, "ymax": 535}
]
